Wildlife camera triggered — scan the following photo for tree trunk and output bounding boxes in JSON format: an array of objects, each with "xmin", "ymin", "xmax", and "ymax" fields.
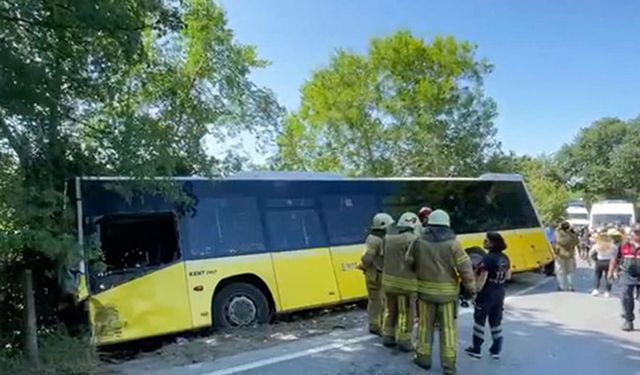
[{"xmin": 22, "ymin": 269, "xmax": 40, "ymax": 367}]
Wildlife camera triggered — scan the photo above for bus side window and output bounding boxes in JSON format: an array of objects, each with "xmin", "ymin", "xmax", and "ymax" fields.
[
  {"xmin": 266, "ymin": 209, "xmax": 328, "ymax": 251},
  {"xmin": 321, "ymin": 195, "xmax": 377, "ymax": 245},
  {"xmin": 187, "ymin": 197, "xmax": 266, "ymax": 258}
]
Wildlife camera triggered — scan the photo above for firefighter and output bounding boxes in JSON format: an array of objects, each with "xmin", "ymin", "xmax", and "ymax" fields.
[
  {"xmin": 465, "ymin": 232, "xmax": 511, "ymax": 360},
  {"xmin": 406, "ymin": 209, "xmax": 476, "ymax": 374},
  {"xmin": 360, "ymin": 212, "xmax": 394, "ymax": 335},
  {"xmin": 554, "ymin": 221, "xmax": 579, "ymax": 291},
  {"xmin": 609, "ymin": 223, "xmax": 640, "ymax": 331},
  {"xmin": 381, "ymin": 212, "xmax": 421, "ymax": 351},
  {"xmin": 418, "ymin": 206, "xmax": 432, "ymax": 227}
]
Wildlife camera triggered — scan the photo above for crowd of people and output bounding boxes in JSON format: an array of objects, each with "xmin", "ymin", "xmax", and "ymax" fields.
[
  {"xmin": 359, "ymin": 209, "xmax": 640, "ymax": 374},
  {"xmin": 545, "ymin": 221, "xmax": 640, "ymax": 331},
  {"xmin": 359, "ymin": 208, "xmax": 510, "ymax": 375}
]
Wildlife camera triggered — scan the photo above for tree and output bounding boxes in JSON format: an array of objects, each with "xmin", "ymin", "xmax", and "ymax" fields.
[
  {"xmin": 513, "ymin": 156, "xmax": 572, "ymax": 224},
  {"xmin": 557, "ymin": 117, "xmax": 639, "ymax": 202},
  {"xmin": 274, "ymin": 31, "xmax": 500, "ymax": 177},
  {"xmin": 0, "ymin": 0, "xmax": 281, "ymax": 357}
]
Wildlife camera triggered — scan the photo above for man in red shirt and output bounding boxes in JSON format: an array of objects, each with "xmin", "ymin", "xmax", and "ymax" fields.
[{"xmin": 609, "ymin": 223, "xmax": 640, "ymax": 331}]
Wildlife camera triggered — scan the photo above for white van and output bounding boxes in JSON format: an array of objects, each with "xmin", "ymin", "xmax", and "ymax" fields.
[
  {"xmin": 589, "ymin": 200, "xmax": 635, "ymax": 231},
  {"xmin": 566, "ymin": 203, "xmax": 589, "ymax": 229}
]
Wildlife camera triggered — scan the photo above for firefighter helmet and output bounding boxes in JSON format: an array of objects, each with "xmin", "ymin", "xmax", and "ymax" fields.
[
  {"xmin": 398, "ymin": 212, "xmax": 420, "ymax": 230},
  {"xmin": 371, "ymin": 213, "xmax": 394, "ymax": 230},
  {"xmin": 418, "ymin": 206, "xmax": 432, "ymax": 223},
  {"xmin": 427, "ymin": 209, "xmax": 450, "ymax": 227}
]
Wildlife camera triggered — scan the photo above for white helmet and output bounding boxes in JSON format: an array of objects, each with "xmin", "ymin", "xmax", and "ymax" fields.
[
  {"xmin": 371, "ymin": 213, "xmax": 394, "ymax": 230},
  {"xmin": 398, "ymin": 212, "xmax": 421, "ymax": 235},
  {"xmin": 427, "ymin": 209, "xmax": 450, "ymax": 227}
]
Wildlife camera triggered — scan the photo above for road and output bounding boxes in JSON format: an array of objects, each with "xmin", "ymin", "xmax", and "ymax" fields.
[{"xmin": 126, "ymin": 263, "xmax": 640, "ymax": 375}]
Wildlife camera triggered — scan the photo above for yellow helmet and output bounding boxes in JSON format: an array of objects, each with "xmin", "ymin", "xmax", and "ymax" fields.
[
  {"xmin": 428, "ymin": 209, "xmax": 450, "ymax": 227},
  {"xmin": 371, "ymin": 213, "xmax": 394, "ymax": 230}
]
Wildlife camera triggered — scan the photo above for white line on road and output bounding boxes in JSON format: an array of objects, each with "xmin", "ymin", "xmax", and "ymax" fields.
[
  {"xmin": 506, "ymin": 275, "xmax": 554, "ymax": 300},
  {"xmin": 203, "ymin": 335, "xmax": 375, "ymax": 375},
  {"xmin": 204, "ymin": 275, "xmax": 553, "ymax": 375}
]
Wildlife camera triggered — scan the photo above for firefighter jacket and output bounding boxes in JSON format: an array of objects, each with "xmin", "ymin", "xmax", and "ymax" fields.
[
  {"xmin": 362, "ymin": 231, "xmax": 385, "ymax": 287},
  {"xmin": 382, "ymin": 230, "xmax": 418, "ymax": 294},
  {"xmin": 555, "ymin": 228, "xmax": 579, "ymax": 259},
  {"xmin": 405, "ymin": 225, "xmax": 476, "ymax": 303}
]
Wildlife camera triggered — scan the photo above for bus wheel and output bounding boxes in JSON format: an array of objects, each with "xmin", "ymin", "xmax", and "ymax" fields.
[{"xmin": 213, "ymin": 282, "xmax": 270, "ymax": 328}]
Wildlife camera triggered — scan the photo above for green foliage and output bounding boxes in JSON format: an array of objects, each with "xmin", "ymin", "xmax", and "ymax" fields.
[
  {"xmin": 515, "ymin": 157, "xmax": 571, "ymax": 224},
  {"xmin": 488, "ymin": 153, "xmax": 570, "ymax": 224},
  {"xmin": 274, "ymin": 31, "xmax": 499, "ymax": 177},
  {"xmin": 1, "ymin": 328, "xmax": 96, "ymax": 375},
  {"xmin": 0, "ymin": 0, "xmax": 281, "ymax": 354},
  {"xmin": 557, "ymin": 117, "xmax": 640, "ymax": 202}
]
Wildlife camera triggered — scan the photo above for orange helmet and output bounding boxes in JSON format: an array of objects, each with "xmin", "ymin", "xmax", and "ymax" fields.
[{"xmin": 418, "ymin": 206, "xmax": 432, "ymax": 223}]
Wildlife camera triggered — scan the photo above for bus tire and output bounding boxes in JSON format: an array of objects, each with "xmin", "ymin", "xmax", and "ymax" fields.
[{"xmin": 213, "ymin": 282, "xmax": 270, "ymax": 329}]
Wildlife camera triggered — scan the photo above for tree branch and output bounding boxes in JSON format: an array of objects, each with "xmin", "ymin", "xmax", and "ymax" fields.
[
  {"xmin": 0, "ymin": 12, "xmax": 149, "ymax": 33},
  {"xmin": 0, "ymin": 117, "xmax": 29, "ymax": 164}
]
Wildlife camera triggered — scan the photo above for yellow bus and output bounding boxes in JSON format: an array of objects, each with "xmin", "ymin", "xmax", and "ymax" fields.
[{"xmin": 74, "ymin": 173, "xmax": 553, "ymax": 345}]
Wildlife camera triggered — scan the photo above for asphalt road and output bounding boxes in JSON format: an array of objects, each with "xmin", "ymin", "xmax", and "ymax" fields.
[{"xmin": 131, "ymin": 264, "xmax": 640, "ymax": 375}]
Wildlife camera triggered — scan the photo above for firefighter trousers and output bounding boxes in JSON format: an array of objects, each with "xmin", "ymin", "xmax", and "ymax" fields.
[
  {"xmin": 382, "ymin": 293, "xmax": 415, "ymax": 351},
  {"xmin": 366, "ymin": 283, "xmax": 383, "ymax": 334},
  {"xmin": 555, "ymin": 257, "xmax": 576, "ymax": 290},
  {"xmin": 415, "ymin": 300, "xmax": 457, "ymax": 375},
  {"xmin": 471, "ymin": 288, "xmax": 505, "ymax": 354}
]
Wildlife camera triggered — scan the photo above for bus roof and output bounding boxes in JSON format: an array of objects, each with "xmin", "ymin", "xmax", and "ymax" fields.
[{"xmin": 78, "ymin": 172, "xmax": 523, "ymax": 182}]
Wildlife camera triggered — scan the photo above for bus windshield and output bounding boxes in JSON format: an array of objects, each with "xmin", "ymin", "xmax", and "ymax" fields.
[
  {"xmin": 568, "ymin": 213, "xmax": 588, "ymax": 221},
  {"xmin": 591, "ymin": 214, "xmax": 632, "ymax": 228}
]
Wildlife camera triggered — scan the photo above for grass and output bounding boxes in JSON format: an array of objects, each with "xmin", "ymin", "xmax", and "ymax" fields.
[{"xmin": 0, "ymin": 329, "xmax": 98, "ymax": 375}]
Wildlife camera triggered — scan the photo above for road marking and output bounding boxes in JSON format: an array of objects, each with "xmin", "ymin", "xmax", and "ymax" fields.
[
  {"xmin": 506, "ymin": 276, "xmax": 554, "ymax": 300},
  {"xmin": 204, "ymin": 275, "xmax": 552, "ymax": 374},
  {"xmin": 203, "ymin": 335, "xmax": 375, "ymax": 375}
]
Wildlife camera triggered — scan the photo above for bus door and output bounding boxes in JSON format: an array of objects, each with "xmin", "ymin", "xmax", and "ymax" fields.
[
  {"xmin": 320, "ymin": 194, "xmax": 378, "ymax": 301},
  {"xmin": 86, "ymin": 212, "xmax": 192, "ymax": 345},
  {"xmin": 265, "ymin": 202, "xmax": 340, "ymax": 311}
]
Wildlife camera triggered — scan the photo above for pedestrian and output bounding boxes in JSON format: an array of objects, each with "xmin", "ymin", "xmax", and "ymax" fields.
[
  {"xmin": 465, "ymin": 232, "xmax": 511, "ymax": 360},
  {"xmin": 608, "ymin": 223, "xmax": 640, "ymax": 332},
  {"xmin": 418, "ymin": 206, "xmax": 432, "ymax": 228},
  {"xmin": 360, "ymin": 213, "xmax": 394, "ymax": 335},
  {"xmin": 544, "ymin": 223, "xmax": 557, "ymax": 248},
  {"xmin": 406, "ymin": 209, "xmax": 476, "ymax": 375},
  {"xmin": 381, "ymin": 212, "xmax": 421, "ymax": 351},
  {"xmin": 554, "ymin": 221, "xmax": 579, "ymax": 291},
  {"xmin": 608, "ymin": 227, "xmax": 625, "ymax": 246},
  {"xmin": 589, "ymin": 230, "xmax": 617, "ymax": 297},
  {"xmin": 578, "ymin": 226, "xmax": 591, "ymax": 259}
]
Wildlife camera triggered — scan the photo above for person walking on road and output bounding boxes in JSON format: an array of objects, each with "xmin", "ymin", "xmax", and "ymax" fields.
[
  {"xmin": 554, "ymin": 221, "xmax": 579, "ymax": 291},
  {"xmin": 544, "ymin": 223, "xmax": 557, "ymax": 248},
  {"xmin": 589, "ymin": 230, "xmax": 617, "ymax": 297},
  {"xmin": 406, "ymin": 209, "xmax": 476, "ymax": 375},
  {"xmin": 381, "ymin": 212, "xmax": 421, "ymax": 351},
  {"xmin": 609, "ymin": 223, "xmax": 640, "ymax": 332},
  {"xmin": 465, "ymin": 232, "xmax": 511, "ymax": 360},
  {"xmin": 360, "ymin": 212, "xmax": 394, "ymax": 335}
]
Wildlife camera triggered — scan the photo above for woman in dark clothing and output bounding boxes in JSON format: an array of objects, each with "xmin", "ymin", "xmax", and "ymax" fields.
[{"xmin": 465, "ymin": 232, "xmax": 511, "ymax": 360}]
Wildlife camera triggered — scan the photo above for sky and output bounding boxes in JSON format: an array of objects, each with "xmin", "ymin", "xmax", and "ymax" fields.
[{"xmin": 219, "ymin": 0, "xmax": 640, "ymax": 158}]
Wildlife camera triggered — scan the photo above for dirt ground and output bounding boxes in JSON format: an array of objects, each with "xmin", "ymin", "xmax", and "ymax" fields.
[{"xmin": 101, "ymin": 304, "xmax": 367, "ymax": 374}]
